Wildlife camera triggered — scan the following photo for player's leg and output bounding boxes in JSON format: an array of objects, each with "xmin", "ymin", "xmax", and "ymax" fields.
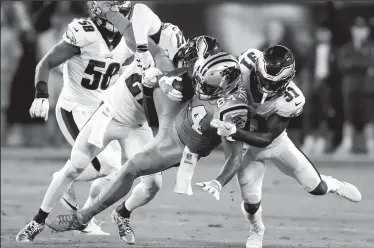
[
  {"xmin": 272, "ymin": 137, "xmax": 362, "ymax": 202},
  {"xmin": 237, "ymin": 148, "xmax": 266, "ymax": 248},
  {"xmin": 16, "ymin": 108, "xmax": 110, "ymax": 242},
  {"xmin": 77, "ymin": 140, "xmax": 122, "ymax": 235},
  {"xmin": 46, "ymin": 126, "xmax": 184, "ymax": 233},
  {"xmin": 55, "ymin": 106, "xmax": 103, "ymax": 211},
  {"xmin": 112, "ymin": 125, "xmax": 161, "ymax": 244}
]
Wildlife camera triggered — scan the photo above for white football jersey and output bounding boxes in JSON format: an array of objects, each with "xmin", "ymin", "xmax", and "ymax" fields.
[
  {"xmin": 58, "ymin": 18, "xmax": 133, "ymax": 112},
  {"xmin": 103, "ymin": 22, "xmax": 186, "ymax": 125},
  {"xmin": 239, "ymin": 48, "xmax": 305, "ymax": 146},
  {"xmin": 159, "ymin": 23, "xmax": 187, "ymax": 61}
]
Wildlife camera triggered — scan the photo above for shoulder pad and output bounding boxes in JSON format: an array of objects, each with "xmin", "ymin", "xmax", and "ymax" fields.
[
  {"xmin": 63, "ymin": 19, "xmax": 96, "ymax": 48},
  {"xmin": 216, "ymin": 94, "xmax": 249, "ymax": 128},
  {"xmin": 276, "ymin": 82, "xmax": 305, "ymax": 118},
  {"xmin": 238, "ymin": 48, "xmax": 262, "ymax": 76},
  {"xmin": 162, "ymin": 23, "xmax": 186, "ymax": 60}
]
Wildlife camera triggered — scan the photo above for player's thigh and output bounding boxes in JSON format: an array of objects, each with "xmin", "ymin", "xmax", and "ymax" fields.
[
  {"xmin": 70, "ymin": 112, "xmax": 112, "ymax": 169},
  {"xmin": 123, "ymin": 124, "xmax": 155, "ymax": 159},
  {"xmin": 272, "ymin": 138, "xmax": 321, "ymax": 185},
  {"xmin": 237, "ymin": 149, "xmax": 266, "ymax": 191},
  {"xmin": 121, "ymin": 126, "xmax": 162, "ymax": 182},
  {"xmin": 129, "ymin": 128, "xmax": 184, "ymax": 176},
  {"xmin": 95, "ymin": 140, "xmax": 122, "ymax": 175},
  {"xmin": 55, "ymin": 106, "xmax": 94, "ymax": 145}
]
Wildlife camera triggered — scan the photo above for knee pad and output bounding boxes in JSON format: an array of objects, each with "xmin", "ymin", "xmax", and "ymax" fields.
[
  {"xmin": 308, "ymin": 180, "xmax": 328, "ymax": 196},
  {"xmin": 243, "ymin": 201, "xmax": 261, "ymax": 215}
]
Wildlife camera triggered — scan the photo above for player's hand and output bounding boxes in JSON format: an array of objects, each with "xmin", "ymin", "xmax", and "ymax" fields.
[
  {"xmin": 29, "ymin": 98, "xmax": 49, "ymax": 121},
  {"xmin": 195, "ymin": 180, "xmax": 222, "ymax": 200},
  {"xmin": 90, "ymin": 1, "xmax": 119, "ymax": 19},
  {"xmin": 159, "ymin": 76, "xmax": 183, "ymax": 102},
  {"xmin": 134, "ymin": 51, "xmax": 155, "ymax": 70},
  {"xmin": 210, "ymin": 119, "xmax": 237, "ymax": 140},
  {"xmin": 142, "ymin": 67, "xmax": 163, "ymax": 88}
]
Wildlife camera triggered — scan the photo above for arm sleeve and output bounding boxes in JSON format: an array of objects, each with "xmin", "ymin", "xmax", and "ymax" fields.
[
  {"xmin": 142, "ymin": 86, "xmax": 159, "ymax": 128},
  {"xmin": 132, "ymin": 4, "xmax": 162, "ymax": 45}
]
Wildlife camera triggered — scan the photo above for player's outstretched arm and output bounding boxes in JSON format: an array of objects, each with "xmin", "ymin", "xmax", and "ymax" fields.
[
  {"xmin": 132, "ymin": 3, "xmax": 162, "ymax": 46},
  {"xmin": 30, "ymin": 40, "xmax": 80, "ymax": 121},
  {"xmin": 232, "ymin": 114, "xmax": 290, "ymax": 148},
  {"xmin": 195, "ymin": 139, "xmax": 243, "ymax": 200},
  {"xmin": 104, "ymin": 11, "xmax": 174, "ymax": 72},
  {"xmin": 216, "ymin": 138, "xmax": 243, "ymax": 187}
]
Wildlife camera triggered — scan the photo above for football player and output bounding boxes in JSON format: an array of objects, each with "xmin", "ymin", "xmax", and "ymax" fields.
[
  {"xmin": 209, "ymin": 45, "xmax": 362, "ymax": 248},
  {"xmin": 45, "ymin": 53, "xmax": 249, "ymax": 243},
  {"xmin": 58, "ymin": 2, "xmax": 188, "ymax": 240},
  {"xmin": 16, "ymin": 2, "xmax": 175, "ymax": 243}
]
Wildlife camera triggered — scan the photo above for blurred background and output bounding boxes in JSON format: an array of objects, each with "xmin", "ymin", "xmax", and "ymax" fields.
[{"xmin": 1, "ymin": 1, "xmax": 373, "ymax": 158}]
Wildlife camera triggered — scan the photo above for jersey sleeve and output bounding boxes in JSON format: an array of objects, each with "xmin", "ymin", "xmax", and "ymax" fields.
[
  {"xmin": 216, "ymin": 94, "xmax": 249, "ymax": 128},
  {"xmin": 276, "ymin": 82, "xmax": 305, "ymax": 118},
  {"xmin": 62, "ymin": 19, "xmax": 96, "ymax": 48},
  {"xmin": 238, "ymin": 48, "xmax": 262, "ymax": 77},
  {"xmin": 162, "ymin": 23, "xmax": 187, "ymax": 60},
  {"xmin": 132, "ymin": 3, "xmax": 162, "ymax": 45}
]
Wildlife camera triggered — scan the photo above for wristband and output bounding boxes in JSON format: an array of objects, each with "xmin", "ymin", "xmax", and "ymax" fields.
[
  {"xmin": 35, "ymin": 81, "xmax": 49, "ymax": 98},
  {"xmin": 136, "ymin": 44, "xmax": 148, "ymax": 53},
  {"xmin": 143, "ymin": 85, "xmax": 154, "ymax": 97},
  {"xmin": 212, "ymin": 180, "xmax": 222, "ymax": 191}
]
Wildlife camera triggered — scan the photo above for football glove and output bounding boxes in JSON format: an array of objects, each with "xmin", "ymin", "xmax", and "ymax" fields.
[
  {"xmin": 142, "ymin": 67, "xmax": 163, "ymax": 88},
  {"xmin": 210, "ymin": 119, "xmax": 237, "ymax": 141},
  {"xmin": 134, "ymin": 50, "xmax": 155, "ymax": 70},
  {"xmin": 90, "ymin": 1, "xmax": 119, "ymax": 19},
  {"xmin": 30, "ymin": 98, "xmax": 49, "ymax": 121},
  {"xmin": 159, "ymin": 76, "xmax": 183, "ymax": 102},
  {"xmin": 195, "ymin": 180, "xmax": 222, "ymax": 200}
]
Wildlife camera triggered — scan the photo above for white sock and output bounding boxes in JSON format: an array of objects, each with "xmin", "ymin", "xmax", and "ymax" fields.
[
  {"xmin": 40, "ymin": 160, "xmax": 77, "ymax": 213},
  {"xmin": 241, "ymin": 203, "xmax": 264, "ymax": 230}
]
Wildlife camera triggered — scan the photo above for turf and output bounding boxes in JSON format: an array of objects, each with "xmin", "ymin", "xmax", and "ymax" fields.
[{"xmin": 1, "ymin": 148, "xmax": 373, "ymax": 248}]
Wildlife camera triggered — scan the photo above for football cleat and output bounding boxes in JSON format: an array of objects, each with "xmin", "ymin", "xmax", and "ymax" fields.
[
  {"xmin": 241, "ymin": 202, "xmax": 265, "ymax": 248},
  {"xmin": 79, "ymin": 218, "xmax": 110, "ymax": 236},
  {"xmin": 46, "ymin": 212, "xmax": 88, "ymax": 232},
  {"xmin": 322, "ymin": 175, "xmax": 362, "ymax": 203},
  {"xmin": 111, "ymin": 210, "xmax": 135, "ymax": 245},
  {"xmin": 16, "ymin": 220, "xmax": 45, "ymax": 242},
  {"xmin": 60, "ymin": 186, "xmax": 79, "ymax": 212}
]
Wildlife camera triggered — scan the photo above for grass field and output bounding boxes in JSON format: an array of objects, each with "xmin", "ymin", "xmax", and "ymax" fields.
[{"xmin": 1, "ymin": 148, "xmax": 374, "ymax": 248}]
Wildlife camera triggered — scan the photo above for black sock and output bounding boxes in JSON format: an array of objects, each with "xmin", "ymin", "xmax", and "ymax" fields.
[
  {"xmin": 116, "ymin": 201, "xmax": 131, "ymax": 218},
  {"xmin": 244, "ymin": 201, "xmax": 261, "ymax": 215},
  {"xmin": 33, "ymin": 209, "xmax": 49, "ymax": 224},
  {"xmin": 309, "ymin": 180, "xmax": 328, "ymax": 196}
]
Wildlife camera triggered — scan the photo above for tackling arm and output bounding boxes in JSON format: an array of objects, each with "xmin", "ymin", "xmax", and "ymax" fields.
[
  {"xmin": 214, "ymin": 138, "xmax": 243, "ymax": 187},
  {"xmin": 231, "ymin": 114, "xmax": 290, "ymax": 148},
  {"xmin": 132, "ymin": 3, "xmax": 162, "ymax": 45},
  {"xmin": 105, "ymin": 12, "xmax": 174, "ymax": 72}
]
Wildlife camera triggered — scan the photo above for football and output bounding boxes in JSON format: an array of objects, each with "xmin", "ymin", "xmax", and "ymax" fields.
[{"xmin": 165, "ymin": 67, "xmax": 195, "ymax": 102}]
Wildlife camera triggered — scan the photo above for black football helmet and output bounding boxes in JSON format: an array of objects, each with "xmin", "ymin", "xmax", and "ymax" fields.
[
  {"xmin": 254, "ymin": 45, "xmax": 295, "ymax": 99},
  {"xmin": 172, "ymin": 35, "xmax": 222, "ymax": 68}
]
